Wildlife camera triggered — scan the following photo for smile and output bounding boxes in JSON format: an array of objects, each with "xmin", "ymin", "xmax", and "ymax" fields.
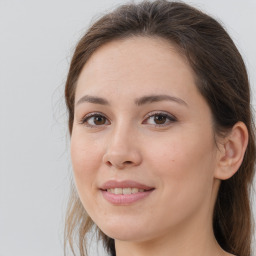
[
  {"xmin": 106, "ymin": 188, "xmax": 146, "ymax": 194},
  {"xmin": 100, "ymin": 180, "xmax": 155, "ymax": 205}
]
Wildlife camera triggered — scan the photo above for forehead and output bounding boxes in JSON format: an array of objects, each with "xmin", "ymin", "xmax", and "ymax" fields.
[{"xmin": 75, "ymin": 36, "xmax": 197, "ymax": 101}]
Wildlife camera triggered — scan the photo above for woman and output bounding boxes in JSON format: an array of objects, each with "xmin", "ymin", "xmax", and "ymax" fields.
[{"xmin": 64, "ymin": 1, "xmax": 255, "ymax": 256}]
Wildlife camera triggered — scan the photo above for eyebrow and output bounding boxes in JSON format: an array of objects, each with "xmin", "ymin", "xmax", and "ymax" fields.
[
  {"xmin": 135, "ymin": 94, "xmax": 188, "ymax": 107},
  {"xmin": 76, "ymin": 94, "xmax": 188, "ymax": 107},
  {"xmin": 76, "ymin": 95, "xmax": 110, "ymax": 106}
]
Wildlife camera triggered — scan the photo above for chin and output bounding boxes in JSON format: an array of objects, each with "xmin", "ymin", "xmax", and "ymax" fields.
[
  {"xmin": 97, "ymin": 220, "xmax": 156, "ymax": 243},
  {"xmin": 103, "ymin": 230, "xmax": 150, "ymax": 243},
  {"xmin": 96, "ymin": 219, "xmax": 141, "ymax": 240}
]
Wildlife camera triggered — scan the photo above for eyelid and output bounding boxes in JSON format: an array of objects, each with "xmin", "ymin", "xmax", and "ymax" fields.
[
  {"xmin": 143, "ymin": 111, "xmax": 177, "ymax": 126},
  {"xmin": 144, "ymin": 111, "xmax": 177, "ymax": 120},
  {"xmin": 79, "ymin": 112, "xmax": 111, "ymax": 127}
]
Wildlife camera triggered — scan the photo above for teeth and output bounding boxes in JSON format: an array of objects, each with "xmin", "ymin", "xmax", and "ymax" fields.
[
  {"xmin": 131, "ymin": 188, "xmax": 139, "ymax": 194},
  {"xmin": 114, "ymin": 188, "xmax": 123, "ymax": 194},
  {"xmin": 123, "ymin": 188, "xmax": 132, "ymax": 194},
  {"xmin": 106, "ymin": 188, "xmax": 145, "ymax": 194}
]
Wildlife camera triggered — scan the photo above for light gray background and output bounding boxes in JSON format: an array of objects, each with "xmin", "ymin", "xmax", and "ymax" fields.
[{"xmin": 0, "ymin": 0, "xmax": 255, "ymax": 256}]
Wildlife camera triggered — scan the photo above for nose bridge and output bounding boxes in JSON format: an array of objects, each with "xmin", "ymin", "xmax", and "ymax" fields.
[
  {"xmin": 103, "ymin": 118, "xmax": 142, "ymax": 169},
  {"xmin": 111, "ymin": 119, "xmax": 133, "ymax": 148}
]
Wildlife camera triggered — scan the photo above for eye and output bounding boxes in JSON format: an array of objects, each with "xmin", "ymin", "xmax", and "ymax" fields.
[
  {"xmin": 143, "ymin": 112, "xmax": 177, "ymax": 127},
  {"xmin": 80, "ymin": 113, "xmax": 110, "ymax": 127}
]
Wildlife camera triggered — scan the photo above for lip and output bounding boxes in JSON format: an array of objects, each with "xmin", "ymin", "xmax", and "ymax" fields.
[
  {"xmin": 100, "ymin": 180, "xmax": 154, "ymax": 190},
  {"xmin": 100, "ymin": 180, "xmax": 155, "ymax": 205}
]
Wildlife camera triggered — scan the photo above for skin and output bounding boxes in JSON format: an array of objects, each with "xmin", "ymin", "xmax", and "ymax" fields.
[{"xmin": 70, "ymin": 36, "xmax": 245, "ymax": 256}]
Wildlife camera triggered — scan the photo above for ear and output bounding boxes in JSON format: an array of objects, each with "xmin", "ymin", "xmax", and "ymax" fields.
[{"xmin": 214, "ymin": 122, "xmax": 248, "ymax": 180}]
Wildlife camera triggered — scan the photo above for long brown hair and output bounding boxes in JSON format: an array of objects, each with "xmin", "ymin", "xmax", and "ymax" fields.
[{"xmin": 64, "ymin": 1, "xmax": 256, "ymax": 255}]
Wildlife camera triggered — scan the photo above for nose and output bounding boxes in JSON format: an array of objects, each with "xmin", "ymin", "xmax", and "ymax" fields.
[{"xmin": 102, "ymin": 126, "xmax": 142, "ymax": 170}]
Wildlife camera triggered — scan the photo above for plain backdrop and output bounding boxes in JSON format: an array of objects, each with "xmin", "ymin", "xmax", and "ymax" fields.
[{"xmin": 0, "ymin": 0, "xmax": 255, "ymax": 256}]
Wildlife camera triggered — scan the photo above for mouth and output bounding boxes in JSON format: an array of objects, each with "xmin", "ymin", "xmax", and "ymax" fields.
[
  {"xmin": 104, "ymin": 187, "xmax": 153, "ymax": 195},
  {"xmin": 99, "ymin": 180, "xmax": 155, "ymax": 205}
]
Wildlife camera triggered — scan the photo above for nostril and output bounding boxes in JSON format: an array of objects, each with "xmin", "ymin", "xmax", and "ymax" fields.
[
  {"xmin": 106, "ymin": 161, "xmax": 112, "ymax": 167},
  {"xmin": 106, "ymin": 160, "xmax": 132, "ymax": 167},
  {"xmin": 103, "ymin": 149, "xmax": 142, "ymax": 169},
  {"xmin": 124, "ymin": 161, "xmax": 133, "ymax": 165},
  {"xmin": 105, "ymin": 160, "xmax": 134, "ymax": 169}
]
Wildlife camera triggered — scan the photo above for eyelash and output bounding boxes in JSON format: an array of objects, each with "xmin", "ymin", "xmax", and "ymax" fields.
[
  {"xmin": 143, "ymin": 111, "xmax": 177, "ymax": 127},
  {"xmin": 80, "ymin": 111, "xmax": 177, "ymax": 128},
  {"xmin": 79, "ymin": 112, "xmax": 110, "ymax": 128}
]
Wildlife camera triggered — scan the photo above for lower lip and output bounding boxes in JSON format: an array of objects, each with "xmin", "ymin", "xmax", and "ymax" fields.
[{"xmin": 101, "ymin": 190, "xmax": 154, "ymax": 205}]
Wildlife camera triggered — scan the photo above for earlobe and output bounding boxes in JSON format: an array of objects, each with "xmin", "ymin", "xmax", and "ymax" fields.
[{"xmin": 214, "ymin": 122, "xmax": 248, "ymax": 180}]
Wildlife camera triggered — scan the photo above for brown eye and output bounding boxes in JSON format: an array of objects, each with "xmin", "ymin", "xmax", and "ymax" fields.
[
  {"xmin": 143, "ymin": 112, "xmax": 176, "ymax": 127},
  {"xmin": 82, "ymin": 113, "xmax": 110, "ymax": 127},
  {"xmin": 93, "ymin": 116, "xmax": 106, "ymax": 125},
  {"xmin": 154, "ymin": 115, "xmax": 167, "ymax": 124}
]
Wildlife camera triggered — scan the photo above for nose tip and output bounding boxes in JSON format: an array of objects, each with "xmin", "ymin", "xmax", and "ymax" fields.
[
  {"xmin": 105, "ymin": 158, "xmax": 134, "ymax": 169},
  {"xmin": 103, "ymin": 150, "xmax": 142, "ymax": 170},
  {"xmin": 102, "ymin": 125, "xmax": 142, "ymax": 170}
]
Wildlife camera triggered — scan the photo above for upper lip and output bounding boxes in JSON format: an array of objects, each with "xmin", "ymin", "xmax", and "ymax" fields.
[{"xmin": 100, "ymin": 180, "xmax": 154, "ymax": 191}]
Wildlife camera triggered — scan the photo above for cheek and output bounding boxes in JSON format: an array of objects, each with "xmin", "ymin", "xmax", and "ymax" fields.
[
  {"xmin": 149, "ymin": 132, "xmax": 215, "ymax": 174},
  {"xmin": 148, "ymin": 132, "xmax": 216, "ymax": 214},
  {"xmin": 70, "ymin": 131, "xmax": 103, "ymax": 198}
]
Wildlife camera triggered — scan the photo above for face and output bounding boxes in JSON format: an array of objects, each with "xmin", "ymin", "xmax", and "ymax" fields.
[{"xmin": 71, "ymin": 37, "xmax": 220, "ymax": 243}]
